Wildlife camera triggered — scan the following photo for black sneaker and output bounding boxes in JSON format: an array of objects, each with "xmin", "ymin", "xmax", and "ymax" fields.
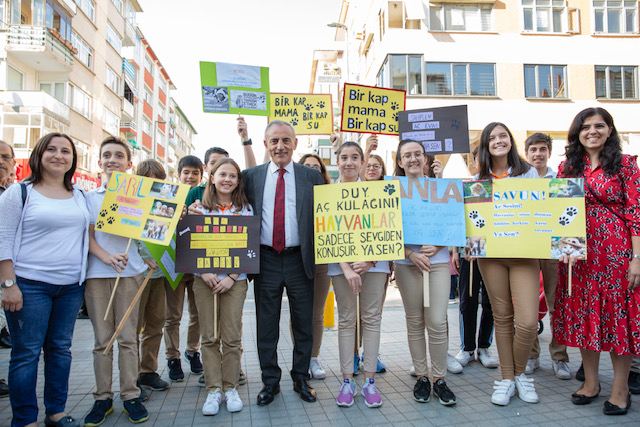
[
  {"xmin": 168, "ymin": 358, "xmax": 184, "ymax": 382},
  {"xmin": 433, "ymin": 379, "xmax": 456, "ymax": 406},
  {"xmin": 629, "ymin": 370, "xmax": 640, "ymax": 395},
  {"xmin": 184, "ymin": 351, "xmax": 203, "ymax": 374},
  {"xmin": 238, "ymin": 369, "xmax": 247, "ymax": 386},
  {"xmin": 138, "ymin": 373, "xmax": 169, "ymax": 391},
  {"xmin": 44, "ymin": 415, "xmax": 80, "ymax": 427},
  {"xmin": 138, "ymin": 386, "xmax": 150, "ymax": 402},
  {"xmin": 123, "ymin": 398, "xmax": 149, "ymax": 424},
  {"xmin": 84, "ymin": 399, "xmax": 113, "ymax": 427},
  {"xmin": 198, "ymin": 374, "xmax": 205, "ymax": 386},
  {"xmin": 576, "ymin": 363, "xmax": 585, "ymax": 382},
  {"xmin": 0, "ymin": 379, "xmax": 8, "ymax": 398},
  {"xmin": 413, "ymin": 376, "xmax": 431, "ymax": 403}
]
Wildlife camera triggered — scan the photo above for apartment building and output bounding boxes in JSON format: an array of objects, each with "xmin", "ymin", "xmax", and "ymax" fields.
[
  {"xmin": 167, "ymin": 97, "xmax": 197, "ymax": 179},
  {"xmin": 321, "ymin": 0, "xmax": 640, "ymax": 173}
]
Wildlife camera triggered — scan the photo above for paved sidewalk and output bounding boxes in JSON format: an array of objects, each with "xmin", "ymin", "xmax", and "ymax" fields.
[{"xmin": 1, "ymin": 284, "xmax": 638, "ymax": 426}]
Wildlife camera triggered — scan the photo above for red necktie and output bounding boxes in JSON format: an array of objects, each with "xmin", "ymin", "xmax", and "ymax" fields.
[{"xmin": 272, "ymin": 168, "xmax": 286, "ymax": 252}]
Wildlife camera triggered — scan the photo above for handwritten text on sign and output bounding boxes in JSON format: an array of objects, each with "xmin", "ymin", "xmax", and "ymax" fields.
[
  {"xmin": 269, "ymin": 93, "xmax": 333, "ymax": 135},
  {"xmin": 340, "ymin": 83, "xmax": 405, "ymax": 135},
  {"xmin": 314, "ymin": 181, "xmax": 405, "ymax": 264}
]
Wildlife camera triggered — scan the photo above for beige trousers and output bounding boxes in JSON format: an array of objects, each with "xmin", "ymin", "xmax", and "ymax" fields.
[
  {"xmin": 137, "ymin": 277, "xmax": 166, "ymax": 374},
  {"xmin": 164, "ymin": 275, "xmax": 200, "ymax": 359},
  {"xmin": 530, "ymin": 259, "xmax": 568, "ymax": 361},
  {"xmin": 85, "ymin": 275, "xmax": 143, "ymax": 401},
  {"xmin": 478, "ymin": 258, "xmax": 539, "ymax": 379},
  {"xmin": 192, "ymin": 277, "xmax": 247, "ymax": 391},
  {"xmin": 394, "ymin": 263, "xmax": 450, "ymax": 379},
  {"xmin": 311, "ymin": 264, "xmax": 331, "ymax": 357},
  {"xmin": 332, "ymin": 272, "xmax": 387, "ymax": 375}
]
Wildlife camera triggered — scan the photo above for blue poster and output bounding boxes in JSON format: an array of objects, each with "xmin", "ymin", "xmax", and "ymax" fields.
[{"xmin": 386, "ymin": 176, "xmax": 466, "ymax": 246}]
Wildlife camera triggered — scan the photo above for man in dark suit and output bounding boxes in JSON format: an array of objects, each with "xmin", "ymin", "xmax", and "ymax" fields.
[{"xmin": 242, "ymin": 120, "xmax": 324, "ymax": 406}]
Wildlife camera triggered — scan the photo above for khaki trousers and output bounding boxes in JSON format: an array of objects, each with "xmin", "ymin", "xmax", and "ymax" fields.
[
  {"xmin": 192, "ymin": 277, "xmax": 247, "ymax": 391},
  {"xmin": 85, "ymin": 276, "xmax": 143, "ymax": 401},
  {"xmin": 137, "ymin": 277, "xmax": 166, "ymax": 374},
  {"xmin": 332, "ymin": 272, "xmax": 387, "ymax": 375},
  {"xmin": 311, "ymin": 264, "xmax": 331, "ymax": 357},
  {"xmin": 394, "ymin": 263, "xmax": 450, "ymax": 379},
  {"xmin": 530, "ymin": 259, "xmax": 568, "ymax": 361},
  {"xmin": 164, "ymin": 275, "xmax": 200, "ymax": 359},
  {"xmin": 478, "ymin": 259, "xmax": 539, "ymax": 379}
]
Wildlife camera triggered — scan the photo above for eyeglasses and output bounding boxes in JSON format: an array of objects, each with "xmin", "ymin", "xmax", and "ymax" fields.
[
  {"xmin": 304, "ymin": 164, "xmax": 322, "ymax": 171},
  {"xmin": 366, "ymin": 164, "xmax": 381, "ymax": 170},
  {"xmin": 401, "ymin": 152, "xmax": 424, "ymax": 161}
]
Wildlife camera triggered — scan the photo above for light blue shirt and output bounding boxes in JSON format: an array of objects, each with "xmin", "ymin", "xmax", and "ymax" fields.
[{"xmin": 261, "ymin": 161, "xmax": 300, "ymax": 248}]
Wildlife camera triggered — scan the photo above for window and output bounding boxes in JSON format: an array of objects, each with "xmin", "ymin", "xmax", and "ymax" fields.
[
  {"xmin": 74, "ymin": 0, "xmax": 95, "ymax": 22},
  {"xmin": 45, "ymin": 1, "xmax": 72, "ymax": 41},
  {"xmin": 105, "ymin": 66, "xmax": 121, "ymax": 93},
  {"xmin": 103, "ymin": 108, "xmax": 120, "ymax": 135},
  {"xmin": 595, "ymin": 65, "xmax": 637, "ymax": 99},
  {"xmin": 106, "ymin": 23, "xmax": 122, "ymax": 52},
  {"xmin": 593, "ymin": 0, "xmax": 637, "ymax": 33},
  {"xmin": 426, "ymin": 63, "xmax": 496, "ymax": 96},
  {"xmin": 142, "ymin": 117, "xmax": 152, "ymax": 135},
  {"xmin": 430, "ymin": 3, "xmax": 493, "ymax": 32},
  {"xmin": 7, "ymin": 65, "xmax": 23, "ymax": 90},
  {"xmin": 68, "ymin": 84, "xmax": 92, "ymax": 118},
  {"xmin": 144, "ymin": 55, "xmax": 155, "ymax": 74},
  {"xmin": 39, "ymin": 82, "xmax": 66, "ymax": 102},
  {"xmin": 388, "ymin": 0, "xmax": 423, "ymax": 30},
  {"xmin": 111, "ymin": 0, "xmax": 123, "ymax": 13},
  {"xmin": 143, "ymin": 86, "xmax": 153, "ymax": 104},
  {"xmin": 522, "ymin": 0, "xmax": 566, "ymax": 32},
  {"xmin": 377, "ymin": 54, "xmax": 423, "ymax": 94},
  {"xmin": 524, "ymin": 65, "xmax": 567, "ymax": 98},
  {"xmin": 75, "ymin": 140, "xmax": 90, "ymax": 170},
  {"xmin": 71, "ymin": 31, "xmax": 93, "ymax": 69}
]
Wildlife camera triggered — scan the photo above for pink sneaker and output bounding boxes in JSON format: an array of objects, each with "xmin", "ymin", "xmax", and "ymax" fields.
[
  {"xmin": 336, "ymin": 379, "xmax": 356, "ymax": 407},
  {"xmin": 361, "ymin": 378, "xmax": 382, "ymax": 408}
]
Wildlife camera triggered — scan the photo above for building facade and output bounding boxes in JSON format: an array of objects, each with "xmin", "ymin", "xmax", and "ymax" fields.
[{"xmin": 167, "ymin": 97, "xmax": 197, "ymax": 179}]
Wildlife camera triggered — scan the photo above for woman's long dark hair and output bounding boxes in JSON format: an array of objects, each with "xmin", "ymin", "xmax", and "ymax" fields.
[
  {"xmin": 563, "ymin": 107, "xmax": 622, "ymax": 177},
  {"xmin": 25, "ymin": 132, "xmax": 77, "ymax": 191},
  {"xmin": 477, "ymin": 122, "xmax": 530, "ymax": 179},
  {"xmin": 394, "ymin": 140, "xmax": 426, "ymax": 176}
]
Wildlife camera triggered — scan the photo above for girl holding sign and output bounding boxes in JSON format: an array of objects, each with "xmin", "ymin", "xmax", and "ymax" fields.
[
  {"xmin": 329, "ymin": 142, "xmax": 390, "ymax": 408},
  {"xmin": 472, "ymin": 122, "xmax": 540, "ymax": 407},
  {"xmin": 553, "ymin": 108, "xmax": 640, "ymax": 415},
  {"xmin": 191, "ymin": 158, "xmax": 253, "ymax": 416},
  {"xmin": 0, "ymin": 133, "xmax": 90, "ymax": 427},
  {"xmin": 393, "ymin": 140, "xmax": 457, "ymax": 406}
]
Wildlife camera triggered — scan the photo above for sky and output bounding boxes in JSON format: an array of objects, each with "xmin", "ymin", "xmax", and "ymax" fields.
[{"xmin": 137, "ymin": 0, "xmax": 343, "ymax": 168}]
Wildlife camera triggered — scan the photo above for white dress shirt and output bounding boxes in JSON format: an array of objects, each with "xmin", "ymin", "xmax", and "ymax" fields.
[{"xmin": 261, "ymin": 161, "xmax": 300, "ymax": 248}]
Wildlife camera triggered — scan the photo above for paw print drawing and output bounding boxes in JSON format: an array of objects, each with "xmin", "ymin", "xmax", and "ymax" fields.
[
  {"xmin": 392, "ymin": 112, "xmax": 399, "ymax": 122},
  {"xmin": 291, "ymin": 118, "xmax": 299, "ymax": 126},
  {"xmin": 558, "ymin": 216, "xmax": 570, "ymax": 226},
  {"xmin": 247, "ymin": 249, "xmax": 256, "ymax": 259},
  {"xmin": 565, "ymin": 206, "xmax": 578, "ymax": 217},
  {"xmin": 558, "ymin": 206, "xmax": 578, "ymax": 226},
  {"xmin": 316, "ymin": 101, "xmax": 325, "ymax": 109},
  {"xmin": 476, "ymin": 219, "xmax": 486, "ymax": 228},
  {"xmin": 96, "ymin": 220, "xmax": 104, "ymax": 229},
  {"xmin": 468, "ymin": 210, "xmax": 486, "ymax": 228},
  {"xmin": 109, "ymin": 203, "xmax": 118, "ymax": 212},
  {"xmin": 468, "ymin": 210, "xmax": 479, "ymax": 220},
  {"xmin": 390, "ymin": 101, "xmax": 399, "ymax": 111},
  {"xmin": 106, "ymin": 216, "xmax": 115, "ymax": 225},
  {"xmin": 304, "ymin": 104, "xmax": 313, "ymax": 111},
  {"xmin": 383, "ymin": 184, "xmax": 396, "ymax": 195},
  {"xmin": 99, "ymin": 209, "xmax": 108, "ymax": 218}
]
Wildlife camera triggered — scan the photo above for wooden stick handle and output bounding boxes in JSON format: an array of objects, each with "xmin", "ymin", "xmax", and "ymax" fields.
[
  {"xmin": 423, "ymin": 271, "xmax": 430, "ymax": 308},
  {"xmin": 469, "ymin": 259, "xmax": 474, "ymax": 298},
  {"xmin": 568, "ymin": 260, "xmax": 572, "ymax": 297},
  {"xmin": 103, "ymin": 238, "xmax": 133, "ymax": 321},
  {"xmin": 213, "ymin": 293, "xmax": 218, "ymax": 340},
  {"xmin": 103, "ymin": 268, "xmax": 155, "ymax": 355},
  {"xmin": 356, "ymin": 293, "xmax": 360, "ymax": 351}
]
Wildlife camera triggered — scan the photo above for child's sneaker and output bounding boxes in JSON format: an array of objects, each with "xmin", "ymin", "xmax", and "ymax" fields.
[
  {"xmin": 336, "ymin": 378, "xmax": 356, "ymax": 407},
  {"xmin": 491, "ymin": 379, "xmax": 516, "ymax": 406},
  {"xmin": 122, "ymin": 398, "xmax": 148, "ymax": 424},
  {"xmin": 202, "ymin": 389, "xmax": 223, "ymax": 416},
  {"xmin": 224, "ymin": 388, "xmax": 243, "ymax": 413},
  {"xmin": 361, "ymin": 378, "xmax": 382, "ymax": 408}
]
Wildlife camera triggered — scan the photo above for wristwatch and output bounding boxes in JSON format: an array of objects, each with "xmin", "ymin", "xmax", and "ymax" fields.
[
  {"xmin": 1, "ymin": 279, "xmax": 15, "ymax": 289},
  {"xmin": 633, "ymin": 254, "xmax": 640, "ymax": 260},
  {"xmin": 242, "ymin": 138, "xmax": 253, "ymax": 146}
]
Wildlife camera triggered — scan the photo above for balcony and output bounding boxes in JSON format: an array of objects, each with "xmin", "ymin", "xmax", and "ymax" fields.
[
  {"xmin": 4, "ymin": 26, "xmax": 74, "ymax": 72},
  {"xmin": 122, "ymin": 98, "xmax": 135, "ymax": 121},
  {"xmin": 0, "ymin": 91, "xmax": 70, "ymax": 124},
  {"xmin": 123, "ymin": 18, "xmax": 136, "ymax": 47}
]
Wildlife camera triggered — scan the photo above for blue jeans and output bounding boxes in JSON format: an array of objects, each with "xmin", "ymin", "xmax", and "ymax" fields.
[{"xmin": 5, "ymin": 277, "xmax": 84, "ymax": 427}]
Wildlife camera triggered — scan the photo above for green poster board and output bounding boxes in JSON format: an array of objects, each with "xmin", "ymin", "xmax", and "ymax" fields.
[
  {"xmin": 200, "ymin": 61, "xmax": 270, "ymax": 116},
  {"xmin": 145, "ymin": 237, "xmax": 183, "ymax": 289}
]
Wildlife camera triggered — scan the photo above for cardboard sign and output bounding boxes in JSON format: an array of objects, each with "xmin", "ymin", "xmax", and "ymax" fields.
[
  {"xmin": 268, "ymin": 93, "xmax": 333, "ymax": 135},
  {"xmin": 200, "ymin": 61, "xmax": 270, "ymax": 116},
  {"xmin": 398, "ymin": 105, "xmax": 470, "ymax": 154},
  {"xmin": 464, "ymin": 178, "xmax": 587, "ymax": 259},
  {"xmin": 314, "ymin": 181, "xmax": 405, "ymax": 264},
  {"xmin": 340, "ymin": 83, "xmax": 405, "ymax": 135},
  {"xmin": 175, "ymin": 215, "xmax": 260, "ymax": 274},
  {"xmin": 95, "ymin": 172, "xmax": 189, "ymax": 246},
  {"xmin": 145, "ymin": 238, "xmax": 183, "ymax": 289},
  {"xmin": 390, "ymin": 176, "xmax": 466, "ymax": 246}
]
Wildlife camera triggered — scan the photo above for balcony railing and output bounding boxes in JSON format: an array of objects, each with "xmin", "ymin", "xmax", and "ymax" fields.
[
  {"xmin": 0, "ymin": 91, "xmax": 70, "ymax": 123},
  {"xmin": 5, "ymin": 25, "xmax": 74, "ymax": 69}
]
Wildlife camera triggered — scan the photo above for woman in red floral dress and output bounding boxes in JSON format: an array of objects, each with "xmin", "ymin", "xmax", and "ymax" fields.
[{"xmin": 553, "ymin": 107, "xmax": 640, "ymax": 416}]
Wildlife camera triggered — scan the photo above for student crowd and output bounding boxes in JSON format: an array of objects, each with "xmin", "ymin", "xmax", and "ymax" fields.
[{"xmin": 0, "ymin": 106, "xmax": 639, "ymax": 427}]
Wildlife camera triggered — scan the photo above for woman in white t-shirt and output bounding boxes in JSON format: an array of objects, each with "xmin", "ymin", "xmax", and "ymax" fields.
[{"xmin": 0, "ymin": 133, "xmax": 90, "ymax": 427}]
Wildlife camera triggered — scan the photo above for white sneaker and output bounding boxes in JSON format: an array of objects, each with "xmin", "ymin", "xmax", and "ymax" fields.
[
  {"xmin": 524, "ymin": 358, "xmax": 539, "ymax": 375},
  {"xmin": 409, "ymin": 366, "xmax": 417, "ymax": 377},
  {"xmin": 309, "ymin": 357, "xmax": 326, "ymax": 379},
  {"xmin": 447, "ymin": 354, "xmax": 463, "ymax": 374},
  {"xmin": 454, "ymin": 350, "xmax": 474, "ymax": 367},
  {"xmin": 491, "ymin": 379, "xmax": 516, "ymax": 406},
  {"xmin": 224, "ymin": 388, "xmax": 243, "ymax": 413},
  {"xmin": 515, "ymin": 373, "xmax": 539, "ymax": 403},
  {"xmin": 477, "ymin": 348, "xmax": 499, "ymax": 369},
  {"xmin": 552, "ymin": 360, "xmax": 572, "ymax": 380},
  {"xmin": 202, "ymin": 389, "xmax": 223, "ymax": 415}
]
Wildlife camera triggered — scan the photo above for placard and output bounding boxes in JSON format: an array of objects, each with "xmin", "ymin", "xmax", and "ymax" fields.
[
  {"xmin": 398, "ymin": 105, "xmax": 470, "ymax": 154},
  {"xmin": 145, "ymin": 238, "xmax": 183, "ymax": 289},
  {"xmin": 95, "ymin": 172, "xmax": 189, "ymax": 246},
  {"xmin": 269, "ymin": 93, "xmax": 333, "ymax": 135},
  {"xmin": 314, "ymin": 180, "xmax": 405, "ymax": 264},
  {"xmin": 340, "ymin": 83, "xmax": 405, "ymax": 135},
  {"xmin": 464, "ymin": 178, "xmax": 587, "ymax": 259},
  {"xmin": 390, "ymin": 176, "xmax": 466, "ymax": 246},
  {"xmin": 175, "ymin": 215, "xmax": 261, "ymax": 274},
  {"xmin": 200, "ymin": 61, "xmax": 270, "ymax": 116}
]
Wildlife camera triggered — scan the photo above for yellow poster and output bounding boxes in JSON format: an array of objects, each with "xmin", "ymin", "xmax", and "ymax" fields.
[
  {"xmin": 269, "ymin": 93, "xmax": 333, "ymax": 135},
  {"xmin": 95, "ymin": 172, "xmax": 190, "ymax": 246},
  {"xmin": 340, "ymin": 83, "xmax": 405, "ymax": 135},
  {"xmin": 464, "ymin": 178, "xmax": 587, "ymax": 259},
  {"xmin": 314, "ymin": 180, "xmax": 405, "ymax": 264}
]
